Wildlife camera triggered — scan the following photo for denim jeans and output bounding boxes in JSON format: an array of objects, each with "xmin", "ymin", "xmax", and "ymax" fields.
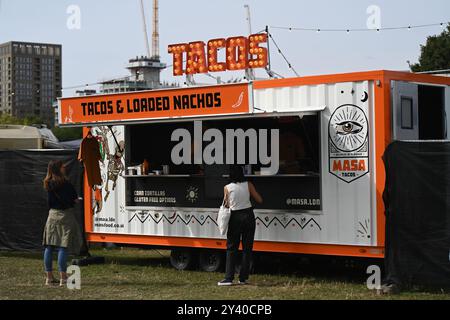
[
  {"xmin": 44, "ymin": 246, "xmax": 67, "ymax": 272},
  {"xmin": 224, "ymin": 207, "xmax": 256, "ymax": 282}
]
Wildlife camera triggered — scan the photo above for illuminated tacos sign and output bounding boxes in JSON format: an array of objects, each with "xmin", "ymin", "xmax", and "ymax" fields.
[{"xmin": 168, "ymin": 33, "xmax": 268, "ymax": 76}]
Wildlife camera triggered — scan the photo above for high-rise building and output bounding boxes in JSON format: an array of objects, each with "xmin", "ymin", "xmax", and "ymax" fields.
[{"xmin": 0, "ymin": 41, "xmax": 62, "ymax": 126}]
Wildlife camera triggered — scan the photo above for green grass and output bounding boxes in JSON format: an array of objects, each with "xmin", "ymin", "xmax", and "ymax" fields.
[{"xmin": 0, "ymin": 248, "xmax": 449, "ymax": 300}]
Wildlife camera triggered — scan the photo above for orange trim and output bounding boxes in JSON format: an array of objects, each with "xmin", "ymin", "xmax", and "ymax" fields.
[
  {"xmin": 373, "ymin": 75, "xmax": 390, "ymax": 247},
  {"xmin": 383, "ymin": 70, "xmax": 450, "ymax": 86},
  {"xmin": 86, "ymin": 233, "xmax": 384, "ymax": 258},
  {"xmin": 253, "ymin": 70, "xmax": 386, "ymax": 89},
  {"xmin": 253, "ymin": 70, "xmax": 450, "ymax": 89},
  {"xmin": 82, "ymin": 127, "xmax": 93, "ymax": 233}
]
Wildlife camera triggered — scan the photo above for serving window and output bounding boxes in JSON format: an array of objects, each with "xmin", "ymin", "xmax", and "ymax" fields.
[{"xmin": 124, "ymin": 115, "xmax": 321, "ymax": 211}]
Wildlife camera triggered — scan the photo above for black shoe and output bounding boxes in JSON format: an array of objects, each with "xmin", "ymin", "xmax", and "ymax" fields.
[
  {"xmin": 378, "ymin": 283, "xmax": 401, "ymax": 295},
  {"xmin": 238, "ymin": 280, "xmax": 247, "ymax": 285},
  {"xmin": 217, "ymin": 279, "xmax": 233, "ymax": 286}
]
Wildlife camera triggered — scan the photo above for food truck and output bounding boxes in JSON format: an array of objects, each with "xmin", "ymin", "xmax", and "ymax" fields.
[{"xmin": 58, "ymin": 70, "xmax": 450, "ymax": 271}]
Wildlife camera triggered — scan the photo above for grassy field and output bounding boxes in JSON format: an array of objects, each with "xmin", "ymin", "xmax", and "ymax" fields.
[{"xmin": 0, "ymin": 247, "xmax": 449, "ymax": 300}]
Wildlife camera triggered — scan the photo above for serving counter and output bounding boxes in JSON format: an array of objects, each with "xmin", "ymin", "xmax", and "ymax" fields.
[{"xmin": 124, "ymin": 173, "xmax": 321, "ymax": 210}]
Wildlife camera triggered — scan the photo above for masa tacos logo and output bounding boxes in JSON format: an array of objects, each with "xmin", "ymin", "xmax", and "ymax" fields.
[{"xmin": 328, "ymin": 104, "xmax": 369, "ymax": 183}]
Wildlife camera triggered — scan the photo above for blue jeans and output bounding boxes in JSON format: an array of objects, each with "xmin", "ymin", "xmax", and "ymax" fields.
[{"xmin": 43, "ymin": 246, "xmax": 67, "ymax": 272}]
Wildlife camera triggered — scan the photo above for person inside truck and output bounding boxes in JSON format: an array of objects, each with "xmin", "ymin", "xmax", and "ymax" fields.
[{"xmin": 279, "ymin": 126, "xmax": 306, "ymax": 174}]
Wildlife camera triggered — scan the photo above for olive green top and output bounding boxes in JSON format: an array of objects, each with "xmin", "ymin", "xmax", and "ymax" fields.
[{"xmin": 42, "ymin": 208, "xmax": 83, "ymax": 255}]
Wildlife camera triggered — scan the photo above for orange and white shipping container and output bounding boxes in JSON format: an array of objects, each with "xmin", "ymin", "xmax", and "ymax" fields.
[{"xmin": 58, "ymin": 70, "xmax": 450, "ymax": 268}]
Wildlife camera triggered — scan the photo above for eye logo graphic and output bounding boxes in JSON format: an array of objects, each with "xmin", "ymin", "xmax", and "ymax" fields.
[
  {"xmin": 328, "ymin": 104, "xmax": 369, "ymax": 183},
  {"xmin": 329, "ymin": 105, "xmax": 368, "ymax": 152},
  {"xmin": 336, "ymin": 121, "xmax": 363, "ymax": 135}
]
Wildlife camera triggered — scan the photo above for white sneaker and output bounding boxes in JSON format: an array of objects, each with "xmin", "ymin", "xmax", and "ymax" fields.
[
  {"xmin": 59, "ymin": 278, "xmax": 67, "ymax": 287},
  {"xmin": 217, "ymin": 279, "xmax": 233, "ymax": 286}
]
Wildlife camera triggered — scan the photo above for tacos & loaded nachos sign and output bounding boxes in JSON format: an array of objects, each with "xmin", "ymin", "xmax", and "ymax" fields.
[{"xmin": 58, "ymin": 83, "xmax": 251, "ymax": 126}]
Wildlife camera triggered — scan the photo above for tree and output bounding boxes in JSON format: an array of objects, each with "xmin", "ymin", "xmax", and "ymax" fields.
[
  {"xmin": 0, "ymin": 114, "xmax": 44, "ymax": 126},
  {"xmin": 51, "ymin": 126, "xmax": 83, "ymax": 141},
  {"xmin": 0, "ymin": 114, "xmax": 82, "ymax": 141},
  {"xmin": 410, "ymin": 25, "xmax": 450, "ymax": 72}
]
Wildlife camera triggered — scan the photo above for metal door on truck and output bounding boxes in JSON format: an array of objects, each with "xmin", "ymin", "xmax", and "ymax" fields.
[{"xmin": 392, "ymin": 81, "xmax": 419, "ymax": 140}]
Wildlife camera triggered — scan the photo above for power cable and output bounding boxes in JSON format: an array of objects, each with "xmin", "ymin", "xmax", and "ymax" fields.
[{"xmin": 267, "ymin": 30, "xmax": 300, "ymax": 77}]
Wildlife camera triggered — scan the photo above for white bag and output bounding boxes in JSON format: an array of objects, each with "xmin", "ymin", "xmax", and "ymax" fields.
[{"xmin": 217, "ymin": 198, "xmax": 231, "ymax": 235}]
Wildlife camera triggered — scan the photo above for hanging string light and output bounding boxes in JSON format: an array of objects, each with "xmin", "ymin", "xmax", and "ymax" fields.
[
  {"xmin": 266, "ymin": 31, "xmax": 299, "ymax": 77},
  {"xmin": 262, "ymin": 22, "xmax": 448, "ymax": 77},
  {"xmin": 269, "ymin": 22, "xmax": 449, "ymax": 33}
]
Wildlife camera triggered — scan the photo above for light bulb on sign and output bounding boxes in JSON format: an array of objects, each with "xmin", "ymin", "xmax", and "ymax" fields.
[
  {"xmin": 167, "ymin": 43, "xmax": 188, "ymax": 76},
  {"xmin": 226, "ymin": 36, "xmax": 247, "ymax": 70},
  {"xmin": 207, "ymin": 38, "xmax": 227, "ymax": 73},
  {"xmin": 186, "ymin": 41, "xmax": 207, "ymax": 74},
  {"xmin": 248, "ymin": 33, "xmax": 268, "ymax": 70}
]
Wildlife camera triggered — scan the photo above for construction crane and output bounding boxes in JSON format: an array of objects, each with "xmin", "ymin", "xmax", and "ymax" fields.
[
  {"xmin": 139, "ymin": 0, "xmax": 151, "ymax": 58},
  {"xmin": 152, "ymin": 0, "xmax": 160, "ymax": 59},
  {"xmin": 134, "ymin": 0, "xmax": 165, "ymax": 89},
  {"xmin": 139, "ymin": 0, "xmax": 160, "ymax": 60}
]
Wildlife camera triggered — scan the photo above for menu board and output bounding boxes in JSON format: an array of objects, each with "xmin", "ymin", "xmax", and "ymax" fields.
[{"xmin": 126, "ymin": 176, "xmax": 321, "ymax": 211}]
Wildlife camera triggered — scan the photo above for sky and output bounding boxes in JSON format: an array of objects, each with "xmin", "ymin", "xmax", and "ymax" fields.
[{"xmin": 0, "ymin": 0, "xmax": 449, "ymax": 96}]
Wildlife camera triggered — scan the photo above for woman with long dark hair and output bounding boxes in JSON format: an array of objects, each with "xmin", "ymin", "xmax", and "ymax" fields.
[
  {"xmin": 42, "ymin": 160, "xmax": 82, "ymax": 286},
  {"xmin": 218, "ymin": 165, "xmax": 263, "ymax": 286}
]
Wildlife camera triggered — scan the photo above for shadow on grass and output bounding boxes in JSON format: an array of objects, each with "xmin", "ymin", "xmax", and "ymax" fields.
[
  {"xmin": 96, "ymin": 249, "xmax": 380, "ymax": 285},
  {"xmin": 105, "ymin": 255, "xmax": 170, "ymax": 268},
  {"xmin": 250, "ymin": 253, "xmax": 378, "ymax": 284},
  {"xmin": 88, "ymin": 280, "xmax": 182, "ymax": 288}
]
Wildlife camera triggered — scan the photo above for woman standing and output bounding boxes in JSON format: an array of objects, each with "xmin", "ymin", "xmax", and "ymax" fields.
[
  {"xmin": 42, "ymin": 160, "xmax": 82, "ymax": 286},
  {"xmin": 218, "ymin": 165, "xmax": 263, "ymax": 286}
]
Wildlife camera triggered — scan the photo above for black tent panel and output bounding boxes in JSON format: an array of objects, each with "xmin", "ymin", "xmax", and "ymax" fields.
[
  {"xmin": 383, "ymin": 141, "xmax": 450, "ymax": 288},
  {"xmin": 0, "ymin": 150, "xmax": 85, "ymax": 254}
]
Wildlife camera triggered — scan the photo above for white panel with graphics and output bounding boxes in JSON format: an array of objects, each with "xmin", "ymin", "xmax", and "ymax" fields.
[
  {"xmin": 90, "ymin": 126, "xmax": 127, "ymax": 235},
  {"xmin": 90, "ymin": 82, "xmax": 377, "ymax": 247},
  {"xmin": 320, "ymin": 81, "xmax": 375, "ymax": 246}
]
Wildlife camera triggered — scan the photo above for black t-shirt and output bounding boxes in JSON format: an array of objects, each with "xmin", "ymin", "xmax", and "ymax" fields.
[{"xmin": 48, "ymin": 181, "xmax": 78, "ymax": 210}]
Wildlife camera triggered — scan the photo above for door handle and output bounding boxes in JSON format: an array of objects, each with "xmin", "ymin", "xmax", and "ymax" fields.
[{"xmin": 444, "ymin": 109, "xmax": 448, "ymax": 139}]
